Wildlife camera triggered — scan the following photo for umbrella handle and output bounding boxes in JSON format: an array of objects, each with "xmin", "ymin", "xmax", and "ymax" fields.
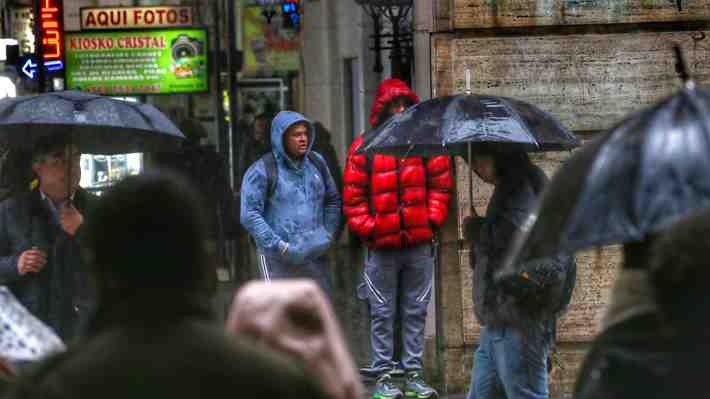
[
  {"xmin": 673, "ymin": 45, "xmax": 695, "ymax": 89},
  {"xmin": 467, "ymin": 142, "xmax": 479, "ymax": 218}
]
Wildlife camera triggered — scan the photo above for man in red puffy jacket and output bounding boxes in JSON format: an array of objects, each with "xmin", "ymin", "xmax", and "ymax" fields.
[{"xmin": 343, "ymin": 79, "xmax": 453, "ymax": 399}]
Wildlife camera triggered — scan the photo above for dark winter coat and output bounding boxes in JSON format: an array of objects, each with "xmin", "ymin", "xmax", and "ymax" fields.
[
  {"xmin": 468, "ymin": 163, "xmax": 574, "ymax": 341},
  {"xmin": 576, "ymin": 210, "xmax": 710, "ymax": 399},
  {"xmin": 574, "ymin": 241, "xmax": 670, "ymax": 399},
  {"xmin": 4, "ymin": 296, "xmax": 328, "ymax": 399},
  {"xmin": 0, "ymin": 188, "xmax": 96, "ymax": 341}
]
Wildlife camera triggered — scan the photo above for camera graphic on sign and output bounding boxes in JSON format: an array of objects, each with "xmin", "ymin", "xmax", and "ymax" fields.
[{"xmin": 170, "ymin": 34, "xmax": 205, "ymax": 79}]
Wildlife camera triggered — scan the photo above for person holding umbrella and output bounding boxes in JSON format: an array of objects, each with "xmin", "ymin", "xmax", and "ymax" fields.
[
  {"xmin": 464, "ymin": 148, "xmax": 575, "ymax": 399},
  {"xmin": 343, "ymin": 79, "xmax": 453, "ymax": 399},
  {"xmin": 501, "ymin": 50, "xmax": 710, "ymax": 399},
  {"xmin": 0, "ymin": 134, "xmax": 97, "ymax": 343},
  {"xmin": 0, "ymin": 90, "xmax": 185, "ymax": 346}
]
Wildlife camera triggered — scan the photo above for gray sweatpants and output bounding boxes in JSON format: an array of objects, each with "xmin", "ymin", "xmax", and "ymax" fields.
[
  {"xmin": 257, "ymin": 251, "xmax": 333, "ymax": 298},
  {"xmin": 363, "ymin": 243, "xmax": 434, "ymax": 372}
]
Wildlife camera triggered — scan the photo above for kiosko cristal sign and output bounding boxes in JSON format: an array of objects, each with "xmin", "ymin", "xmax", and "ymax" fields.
[{"xmin": 80, "ymin": 6, "xmax": 193, "ymax": 30}]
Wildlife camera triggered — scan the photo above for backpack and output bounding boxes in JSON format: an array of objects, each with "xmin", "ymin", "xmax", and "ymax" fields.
[{"xmin": 262, "ymin": 151, "xmax": 331, "ymax": 197}]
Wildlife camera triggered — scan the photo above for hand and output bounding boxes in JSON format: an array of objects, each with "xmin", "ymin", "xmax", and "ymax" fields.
[
  {"xmin": 59, "ymin": 203, "xmax": 84, "ymax": 236},
  {"xmin": 17, "ymin": 246, "xmax": 47, "ymax": 275},
  {"xmin": 227, "ymin": 280, "xmax": 365, "ymax": 399}
]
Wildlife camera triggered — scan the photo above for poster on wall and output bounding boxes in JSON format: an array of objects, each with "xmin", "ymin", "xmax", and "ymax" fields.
[
  {"xmin": 65, "ymin": 28, "xmax": 208, "ymax": 95},
  {"xmin": 242, "ymin": 6, "xmax": 300, "ymax": 76}
]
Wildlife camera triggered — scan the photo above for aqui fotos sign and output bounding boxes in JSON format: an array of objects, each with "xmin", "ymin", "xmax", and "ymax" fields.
[
  {"xmin": 80, "ymin": 6, "xmax": 193, "ymax": 30},
  {"xmin": 65, "ymin": 29, "xmax": 208, "ymax": 95}
]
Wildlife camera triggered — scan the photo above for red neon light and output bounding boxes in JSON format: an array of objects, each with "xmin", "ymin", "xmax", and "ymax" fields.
[
  {"xmin": 39, "ymin": 0, "xmax": 63, "ymax": 61},
  {"xmin": 42, "ymin": 0, "xmax": 58, "ymax": 12}
]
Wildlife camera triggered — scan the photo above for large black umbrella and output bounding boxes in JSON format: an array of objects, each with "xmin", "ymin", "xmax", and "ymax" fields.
[
  {"xmin": 357, "ymin": 94, "xmax": 579, "ymax": 157},
  {"xmin": 504, "ymin": 81, "xmax": 710, "ymax": 268},
  {"xmin": 0, "ymin": 90, "xmax": 184, "ymax": 154}
]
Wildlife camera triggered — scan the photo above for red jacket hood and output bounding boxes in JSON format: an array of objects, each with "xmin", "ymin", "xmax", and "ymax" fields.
[{"xmin": 369, "ymin": 79, "xmax": 420, "ymax": 128}]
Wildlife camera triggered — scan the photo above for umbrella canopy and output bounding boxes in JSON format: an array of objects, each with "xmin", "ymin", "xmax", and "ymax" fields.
[
  {"xmin": 0, "ymin": 286, "xmax": 65, "ymax": 362},
  {"xmin": 0, "ymin": 91, "xmax": 184, "ymax": 154},
  {"xmin": 358, "ymin": 94, "xmax": 579, "ymax": 157},
  {"xmin": 505, "ymin": 85, "xmax": 710, "ymax": 265}
]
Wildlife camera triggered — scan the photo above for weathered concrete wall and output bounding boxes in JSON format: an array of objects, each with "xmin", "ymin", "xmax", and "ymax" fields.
[
  {"xmin": 434, "ymin": 31, "xmax": 710, "ymax": 131},
  {"xmin": 451, "ymin": 0, "xmax": 710, "ymax": 29},
  {"xmin": 429, "ymin": 2, "xmax": 710, "ymax": 396}
]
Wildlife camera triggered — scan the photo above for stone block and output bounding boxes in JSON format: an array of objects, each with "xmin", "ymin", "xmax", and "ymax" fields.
[
  {"xmin": 434, "ymin": 30, "xmax": 710, "ymax": 131},
  {"xmin": 452, "ymin": 0, "xmax": 710, "ymax": 29}
]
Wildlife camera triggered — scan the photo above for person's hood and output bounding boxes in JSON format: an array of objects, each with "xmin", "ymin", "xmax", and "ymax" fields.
[
  {"xmin": 369, "ymin": 79, "xmax": 420, "ymax": 127},
  {"xmin": 271, "ymin": 111, "xmax": 315, "ymax": 168}
]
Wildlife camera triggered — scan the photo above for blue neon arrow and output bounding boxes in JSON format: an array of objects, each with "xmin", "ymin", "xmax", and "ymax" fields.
[{"xmin": 21, "ymin": 58, "xmax": 37, "ymax": 79}]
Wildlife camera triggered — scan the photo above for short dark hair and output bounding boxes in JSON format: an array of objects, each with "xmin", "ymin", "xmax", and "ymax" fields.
[{"xmin": 84, "ymin": 171, "xmax": 210, "ymax": 299}]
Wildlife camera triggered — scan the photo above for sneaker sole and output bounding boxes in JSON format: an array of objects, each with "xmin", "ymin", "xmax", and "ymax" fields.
[
  {"xmin": 373, "ymin": 394, "xmax": 404, "ymax": 399},
  {"xmin": 404, "ymin": 392, "xmax": 438, "ymax": 399}
]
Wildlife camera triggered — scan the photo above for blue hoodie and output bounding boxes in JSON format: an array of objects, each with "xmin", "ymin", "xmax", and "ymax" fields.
[{"xmin": 240, "ymin": 111, "xmax": 341, "ymax": 264}]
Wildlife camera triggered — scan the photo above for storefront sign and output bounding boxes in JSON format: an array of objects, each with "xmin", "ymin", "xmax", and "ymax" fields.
[
  {"xmin": 39, "ymin": 0, "xmax": 64, "ymax": 65},
  {"xmin": 242, "ymin": 6, "xmax": 300, "ymax": 76},
  {"xmin": 80, "ymin": 6, "xmax": 193, "ymax": 30},
  {"xmin": 65, "ymin": 29, "xmax": 208, "ymax": 95}
]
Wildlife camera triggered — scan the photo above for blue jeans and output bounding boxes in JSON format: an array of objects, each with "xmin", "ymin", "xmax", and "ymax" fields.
[
  {"xmin": 467, "ymin": 326, "xmax": 550, "ymax": 399},
  {"xmin": 363, "ymin": 243, "xmax": 434, "ymax": 372}
]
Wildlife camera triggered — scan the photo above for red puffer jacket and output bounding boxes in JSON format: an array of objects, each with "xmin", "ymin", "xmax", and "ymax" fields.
[
  {"xmin": 343, "ymin": 80, "xmax": 453, "ymax": 249},
  {"xmin": 343, "ymin": 137, "xmax": 453, "ymax": 249},
  {"xmin": 343, "ymin": 79, "xmax": 454, "ymax": 248}
]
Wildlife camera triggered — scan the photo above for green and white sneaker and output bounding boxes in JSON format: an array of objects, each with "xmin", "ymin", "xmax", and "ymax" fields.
[
  {"xmin": 372, "ymin": 372, "xmax": 404, "ymax": 399},
  {"xmin": 404, "ymin": 370, "xmax": 438, "ymax": 399}
]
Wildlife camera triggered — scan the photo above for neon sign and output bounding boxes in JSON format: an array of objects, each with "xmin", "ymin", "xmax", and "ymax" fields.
[{"xmin": 39, "ymin": 0, "xmax": 63, "ymax": 62}]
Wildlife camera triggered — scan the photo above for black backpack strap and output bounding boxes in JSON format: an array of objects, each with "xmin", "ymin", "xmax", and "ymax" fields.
[
  {"xmin": 262, "ymin": 152, "xmax": 278, "ymax": 197},
  {"xmin": 307, "ymin": 152, "xmax": 330, "ymax": 190}
]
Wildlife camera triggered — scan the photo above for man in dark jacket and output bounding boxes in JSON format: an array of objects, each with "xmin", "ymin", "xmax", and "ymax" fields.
[
  {"xmin": 4, "ymin": 171, "xmax": 328, "ymax": 399},
  {"xmin": 465, "ymin": 149, "xmax": 575, "ymax": 399},
  {"xmin": 0, "ymin": 135, "xmax": 95, "ymax": 343}
]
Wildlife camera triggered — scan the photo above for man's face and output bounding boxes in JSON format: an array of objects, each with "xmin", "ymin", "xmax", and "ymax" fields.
[
  {"xmin": 471, "ymin": 155, "xmax": 496, "ymax": 185},
  {"xmin": 32, "ymin": 145, "xmax": 81, "ymax": 198},
  {"xmin": 387, "ymin": 101, "xmax": 407, "ymax": 116},
  {"xmin": 284, "ymin": 123, "xmax": 309, "ymax": 160}
]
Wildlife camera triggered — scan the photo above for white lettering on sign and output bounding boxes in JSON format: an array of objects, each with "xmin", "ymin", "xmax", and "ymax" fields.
[{"xmin": 80, "ymin": 7, "xmax": 193, "ymax": 30}]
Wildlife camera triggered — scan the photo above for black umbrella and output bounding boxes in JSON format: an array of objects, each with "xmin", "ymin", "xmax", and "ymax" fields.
[
  {"xmin": 0, "ymin": 90, "xmax": 184, "ymax": 154},
  {"xmin": 503, "ymin": 79, "xmax": 710, "ymax": 268},
  {"xmin": 357, "ymin": 94, "xmax": 579, "ymax": 157}
]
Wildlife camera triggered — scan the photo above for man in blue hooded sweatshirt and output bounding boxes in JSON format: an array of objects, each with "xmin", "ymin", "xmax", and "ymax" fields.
[{"xmin": 240, "ymin": 111, "xmax": 341, "ymax": 296}]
